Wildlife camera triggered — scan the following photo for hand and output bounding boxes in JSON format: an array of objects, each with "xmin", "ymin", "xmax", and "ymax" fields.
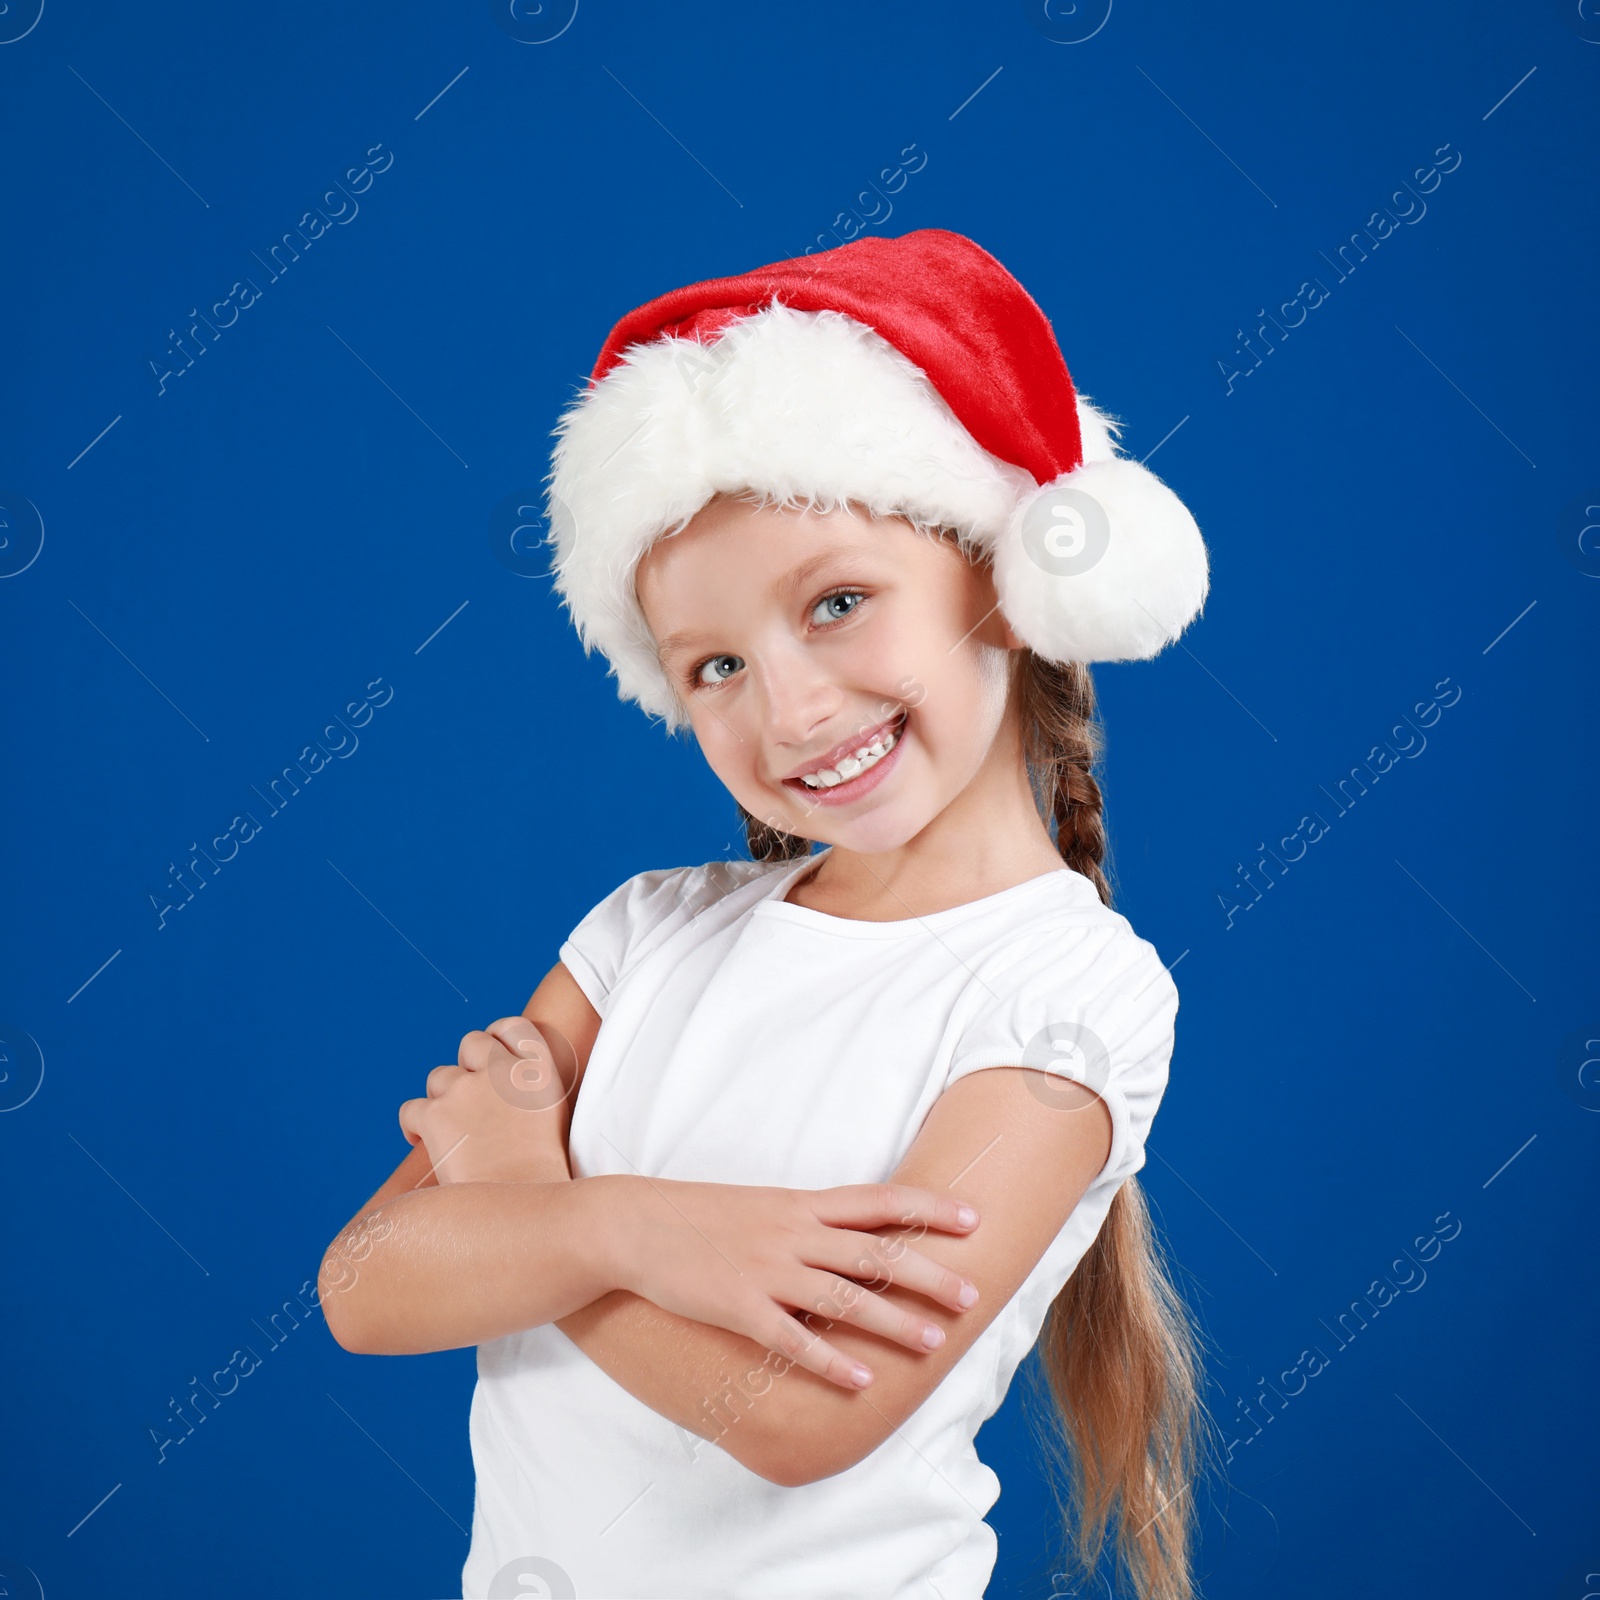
[
  {"xmin": 600, "ymin": 1177, "xmax": 983, "ymax": 1390},
  {"xmin": 398, "ymin": 1017, "xmax": 577, "ymax": 1185}
]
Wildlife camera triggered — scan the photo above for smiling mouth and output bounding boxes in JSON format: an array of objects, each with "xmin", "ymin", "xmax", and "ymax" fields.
[{"xmin": 782, "ymin": 710, "xmax": 909, "ymax": 796}]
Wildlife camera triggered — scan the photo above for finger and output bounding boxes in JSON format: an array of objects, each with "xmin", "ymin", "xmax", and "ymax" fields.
[
  {"xmin": 809, "ymin": 1183, "xmax": 981, "ymax": 1237},
  {"xmin": 397, "ymin": 1099, "xmax": 426, "ymax": 1146},
  {"xmin": 752, "ymin": 1303, "xmax": 876, "ymax": 1392},
  {"xmin": 425, "ymin": 1064, "xmax": 463, "ymax": 1098},
  {"xmin": 793, "ymin": 1267, "xmax": 955, "ymax": 1354},
  {"xmin": 458, "ymin": 1029, "xmax": 496, "ymax": 1072},
  {"xmin": 808, "ymin": 1230, "xmax": 979, "ymax": 1316},
  {"xmin": 487, "ymin": 1018, "xmax": 578, "ymax": 1106}
]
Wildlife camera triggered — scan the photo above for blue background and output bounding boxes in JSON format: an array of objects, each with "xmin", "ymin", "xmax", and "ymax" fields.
[{"xmin": 3, "ymin": 1, "xmax": 1597, "ymax": 1596}]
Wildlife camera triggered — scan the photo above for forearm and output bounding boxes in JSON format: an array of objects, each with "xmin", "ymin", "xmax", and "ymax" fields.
[
  {"xmin": 321, "ymin": 1170, "xmax": 619, "ymax": 1355},
  {"xmin": 556, "ymin": 1291, "xmax": 807, "ymax": 1475}
]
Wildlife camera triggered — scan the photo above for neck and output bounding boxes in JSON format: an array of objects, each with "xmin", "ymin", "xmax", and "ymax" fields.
[{"xmin": 792, "ymin": 707, "xmax": 1065, "ymax": 921}]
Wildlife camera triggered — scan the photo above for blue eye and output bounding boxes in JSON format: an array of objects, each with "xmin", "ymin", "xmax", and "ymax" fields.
[
  {"xmin": 812, "ymin": 590, "xmax": 864, "ymax": 625},
  {"xmin": 695, "ymin": 653, "xmax": 743, "ymax": 688}
]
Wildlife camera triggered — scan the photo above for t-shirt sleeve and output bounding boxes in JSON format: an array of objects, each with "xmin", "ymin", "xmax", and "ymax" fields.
[
  {"xmin": 944, "ymin": 921, "xmax": 1178, "ymax": 1187},
  {"xmin": 557, "ymin": 865, "xmax": 699, "ymax": 1017}
]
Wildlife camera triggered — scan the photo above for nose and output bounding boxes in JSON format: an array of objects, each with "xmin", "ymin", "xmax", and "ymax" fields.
[{"xmin": 752, "ymin": 640, "xmax": 842, "ymax": 752}]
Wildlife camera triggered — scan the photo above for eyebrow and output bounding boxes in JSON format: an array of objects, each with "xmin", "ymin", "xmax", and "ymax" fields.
[{"xmin": 652, "ymin": 548, "xmax": 865, "ymax": 662}]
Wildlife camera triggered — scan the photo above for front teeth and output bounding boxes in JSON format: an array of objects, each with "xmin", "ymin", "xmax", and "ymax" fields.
[{"xmin": 799, "ymin": 723, "xmax": 900, "ymax": 789}]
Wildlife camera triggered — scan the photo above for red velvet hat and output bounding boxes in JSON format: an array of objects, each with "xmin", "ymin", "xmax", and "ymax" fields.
[{"xmin": 547, "ymin": 228, "xmax": 1208, "ymax": 729}]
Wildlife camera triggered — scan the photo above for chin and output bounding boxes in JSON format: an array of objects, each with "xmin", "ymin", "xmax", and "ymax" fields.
[{"xmin": 812, "ymin": 806, "xmax": 929, "ymax": 856}]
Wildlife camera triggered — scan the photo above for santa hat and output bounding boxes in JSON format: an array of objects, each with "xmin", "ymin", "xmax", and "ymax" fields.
[{"xmin": 546, "ymin": 228, "xmax": 1208, "ymax": 730}]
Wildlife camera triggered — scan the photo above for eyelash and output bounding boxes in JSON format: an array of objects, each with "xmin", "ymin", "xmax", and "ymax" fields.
[{"xmin": 687, "ymin": 586, "xmax": 869, "ymax": 691}]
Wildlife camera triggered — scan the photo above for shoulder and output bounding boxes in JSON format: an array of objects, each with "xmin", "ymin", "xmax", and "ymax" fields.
[
  {"xmin": 987, "ymin": 869, "xmax": 1177, "ymax": 1006},
  {"xmin": 560, "ymin": 858, "xmax": 792, "ymax": 1012},
  {"xmin": 567, "ymin": 857, "xmax": 788, "ymax": 943},
  {"xmin": 950, "ymin": 869, "xmax": 1180, "ymax": 1062}
]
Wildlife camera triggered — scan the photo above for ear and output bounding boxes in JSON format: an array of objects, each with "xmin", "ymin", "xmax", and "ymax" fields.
[{"xmin": 997, "ymin": 613, "xmax": 1030, "ymax": 652}]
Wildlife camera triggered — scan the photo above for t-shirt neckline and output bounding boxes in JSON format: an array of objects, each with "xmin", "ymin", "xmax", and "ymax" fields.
[{"xmin": 753, "ymin": 848, "xmax": 1082, "ymax": 938}]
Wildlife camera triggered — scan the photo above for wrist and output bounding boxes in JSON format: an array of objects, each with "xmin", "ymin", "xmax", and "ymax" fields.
[{"xmin": 584, "ymin": 1173, "xmax": 642, "ymax": 1298}]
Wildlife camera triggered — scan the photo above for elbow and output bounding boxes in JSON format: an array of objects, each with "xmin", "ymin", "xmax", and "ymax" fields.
[
  {"xmin": 758, "ymin": 1441, "xmax": 859, "ymax": 1489},
  {"xmin": 317, "ymin": 1250, "xmax": 381, "ymax": 1355},
  {"xmin": 731, "ymin": 1403, "xmax": 865, "ymax": 1489}
]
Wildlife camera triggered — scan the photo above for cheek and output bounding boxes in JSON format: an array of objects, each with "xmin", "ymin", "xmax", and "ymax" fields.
[
  {"xmin": 912, "ymin": 643, "xmax": 1009, "ymax": 732},
  {"xmin": 692, "ymin": 710, "xmax": 763, "ymax": 793}
]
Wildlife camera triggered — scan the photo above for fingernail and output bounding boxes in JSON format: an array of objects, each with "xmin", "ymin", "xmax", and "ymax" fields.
[
  {"xmin": 957, "ymin": 1206, "xmax": 978, "ymax": 1227},
  {"xmin": 921, "ymin": 1325, "xmax": 945, "ymax": 1349},
  {"xmin": 851, "ymin": 1364, "xmax": 872, "ymax": 1387},
  {"xmin": 958, "ymin": 1283, "xmax": 979, "ymax": 1308}
]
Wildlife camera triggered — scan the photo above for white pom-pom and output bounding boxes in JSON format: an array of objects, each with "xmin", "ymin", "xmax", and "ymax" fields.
[{"xmin": 994, "ymin": 456, "xmax": 1209, "ymax": 662}]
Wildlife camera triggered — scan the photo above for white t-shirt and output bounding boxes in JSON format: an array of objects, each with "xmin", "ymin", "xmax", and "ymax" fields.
[{"xmin": 462, "ymin": 852, "xmax": 1177, "ymax": 1600}]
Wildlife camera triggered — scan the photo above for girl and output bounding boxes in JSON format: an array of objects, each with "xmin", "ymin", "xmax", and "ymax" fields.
[{"xmin": 321, "ymin": 229, "xmax": 1214, "ymax": 1600}]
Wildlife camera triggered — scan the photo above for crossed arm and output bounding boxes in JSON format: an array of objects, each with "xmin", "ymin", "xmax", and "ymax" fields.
[{"xmin": 319, "ymin": 963, "xmax": 1112, "ymax": 1487}]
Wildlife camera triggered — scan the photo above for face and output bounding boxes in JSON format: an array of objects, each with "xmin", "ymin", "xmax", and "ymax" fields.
[{"xmin": 635, "ymin": 495, "xmax": 1025, "ymax": 854}]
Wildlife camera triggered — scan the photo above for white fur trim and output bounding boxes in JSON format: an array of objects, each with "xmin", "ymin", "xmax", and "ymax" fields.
[
  {"xmin": 547, "ymin": 301, "xmax": 1207, "ymax": 727},
  {"xmin": 995, "ymin": 458, "xmax": 1210, "ymax": 663}
]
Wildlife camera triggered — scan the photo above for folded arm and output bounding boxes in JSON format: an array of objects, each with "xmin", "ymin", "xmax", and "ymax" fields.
[
  {"xmin": 322, "ymin": 960, "xmax": 1113, "ymax": 1488},
  {"xmin": 556, "ymin": 1063, "xmax": 1113, "ymax": 1486}
]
